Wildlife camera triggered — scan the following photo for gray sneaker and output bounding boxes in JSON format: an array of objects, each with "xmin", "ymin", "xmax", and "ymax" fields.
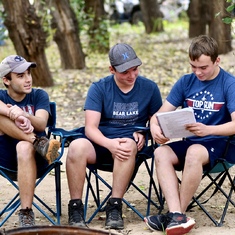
[
  {"xmin": 33, "ymin": 136, "xmax": 60, "ymax": 164},
  {"xmin": 105, "ymin": 198, "xmax": 124, "ymax": 229},
  {"xmin": 18, "ymin": 208, "xmax": 35, "ymax": 227},
  {"xmin": 68, "ymin": 199, "xmax": 87, "ymax": 228}
]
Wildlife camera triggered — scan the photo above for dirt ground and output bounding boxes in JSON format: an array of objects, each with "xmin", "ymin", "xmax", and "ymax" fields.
[
  {"xmin": 0, "ymin": 146, "xmax": 235, "ymax": 235},
  {"xmin": 0, "ymin": 38, "xmax": 235, "ymax": 234}
]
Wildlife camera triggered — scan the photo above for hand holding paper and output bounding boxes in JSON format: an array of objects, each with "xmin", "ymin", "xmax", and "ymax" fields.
[{"xmin": 156, "ymin": 107, "xmax": 196, "ymax": 139}]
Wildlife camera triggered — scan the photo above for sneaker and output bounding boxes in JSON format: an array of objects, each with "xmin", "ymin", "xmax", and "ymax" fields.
[
  {"xmin": 18, "ymin": 208, "xmax": 35, "ymax": 227},
  {"xmin": 33, "ymin": 136, "xmax": 60, "ymax": 164},
  {"xmin": 166, "ymin": 212, "xmax": 195, "ymax": 235},
  {"xmin": 68, "ymin": 199, "xmax": 87, "ymax": 228},
  {"xmin": 144, "ymin": 213, "xmax": 170, "ymax": 231},
  {"xmin": 105, "ymin": 198, "xmax": 124, "ymax": 230}
]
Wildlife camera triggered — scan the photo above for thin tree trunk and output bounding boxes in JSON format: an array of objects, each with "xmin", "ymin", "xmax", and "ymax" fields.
[
  {"xmin": 187, "ymin": 0, "xmax": 210, "ymax": 37},
  {"xmin": 2, "ymin": 0, "xmax": 53, "ymax": 87},
  {"xmin": 209, "ymin": 0, "xmax": 232, "ymax": 54},
  {"xmin": 139, "ymin": 0, "xmax": 163, "ymax": 34},
  {"xmin": 49, "ymin": 0, "xmax": 86, "ymax": 69}
]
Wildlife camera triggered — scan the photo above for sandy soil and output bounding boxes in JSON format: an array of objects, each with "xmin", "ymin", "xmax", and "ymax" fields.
[
  {"xmin": 0, "ymin": 147, "xmax": 235, "ymax": 235},
  {"xmin": 1, "ymin": 40, "xmax": 235, "ymax": 235}
]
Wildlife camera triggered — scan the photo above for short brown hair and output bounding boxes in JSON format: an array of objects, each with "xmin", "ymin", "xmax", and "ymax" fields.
[{"xmin": 189, "ymin": 35, "xmax": 218, "ymax": 63}]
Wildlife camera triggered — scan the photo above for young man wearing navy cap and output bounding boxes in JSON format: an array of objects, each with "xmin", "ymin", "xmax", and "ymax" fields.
[
  {"xmin": 66, "ymin": 43, "xmax": 162, "ymax": 229},
  {"xmin": 0, "ymin": 55, "xmax": 60, "ymax": 227}
]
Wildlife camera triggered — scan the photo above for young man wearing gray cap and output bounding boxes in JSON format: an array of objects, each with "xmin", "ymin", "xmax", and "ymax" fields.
[
  {"xmin": 66, "ymin": 43, "xmax": 162, "ymax": 229},
  {"xmin": 0, "ymin": 55, "xmax": 60, "ymax": 227}
]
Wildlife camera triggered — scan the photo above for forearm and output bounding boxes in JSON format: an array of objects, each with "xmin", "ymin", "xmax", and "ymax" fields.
[
  {"xmin": 24, "ymin": 112, "xmax": 47, "ymax": 132},
  {"xmin": 0, "ymin": 101, "xmax": 10, "ymax": 116},
  {"xmin": 85, "ymin": 126, "xmax": 110, "ymax": 148},
  {"xmin": 207, "ymin": 122, "xmax": 235, "ymax": 136}
]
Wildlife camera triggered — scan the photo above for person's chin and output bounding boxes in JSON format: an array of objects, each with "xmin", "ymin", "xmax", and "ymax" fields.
[{"xmin": 24, "ymin": 88, "xmax": 32, "ymax": 93}]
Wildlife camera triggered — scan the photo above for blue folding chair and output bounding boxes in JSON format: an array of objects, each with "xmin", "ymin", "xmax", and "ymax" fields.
[
  {"xmin": 83, "ymin": 126, "xmax": 164, "ymax": 223},
  {"xmin": 0, "ymin": 102, "xmax": 82, "ymax": 227}
]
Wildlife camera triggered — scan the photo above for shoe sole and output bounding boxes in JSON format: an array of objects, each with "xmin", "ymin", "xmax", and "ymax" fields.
[
  {"xmin": 46, "ymin": 139, "xmax": 60, "ymax": 164},
  {"xmin": 69, "ymin": 222, "xmax": 88, "ymax": 228},
  {"xmin": 166, "ymin": 219, "xmax": 195, "ymax": 235},
  {"xmin": 144, "ymin": 217, "xmax": 164, "ymax": 231},
  {"xmin": 105, "ymin": 225, "xmax": 124, "ymax": 230}
]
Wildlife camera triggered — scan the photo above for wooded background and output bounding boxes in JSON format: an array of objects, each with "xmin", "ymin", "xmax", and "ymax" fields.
[{"xmin": 0, "ymin": 0, "xmax": 234, "ymax": 87}]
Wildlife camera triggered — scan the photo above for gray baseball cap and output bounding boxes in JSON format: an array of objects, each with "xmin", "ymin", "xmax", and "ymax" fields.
[
  {"xmin": 0, "ymin": 55, "xmax": 36, "ymax": 78},
  {"xmin": 109, "ymin": 43, "xmax": 142, "ymax": 73}
]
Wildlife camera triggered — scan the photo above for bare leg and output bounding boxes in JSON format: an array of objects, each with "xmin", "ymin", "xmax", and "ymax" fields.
[
  {"xmin": 155, "ymin": 144, "xmax": 209, "ymax": 213},
  {"xmin": 180, "ymin": 144, "xmax": 209, "ymax": 212},
  {"xmin": 155, "ymin": 145, "xmax": 182, "ymax": 212},
  {"xmin": 17, "ymin": 141, "xmax": 37, "ymax": 209},
  {"xmin": 112, "ymin": 139, "xmax": 137, "ymax": 198},
  {"xmin": 66, "ymin": 138, "xmax": 96, "ymax": 199}
]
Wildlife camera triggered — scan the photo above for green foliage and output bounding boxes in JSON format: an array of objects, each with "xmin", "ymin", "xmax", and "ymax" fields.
[
  {"xmin": 34, "ymin": 1, "xmax": 55, "ymax": 44},
  {"xmin": 70, "ymin": 0, "xmax": 109, "ymax": 54},
  {"xmin": 88, "ymin": 19, "xmax": 110, "ymax": 54},
  {"xmin": 226, "ymin": 4, "xmax": 235, "ymax": 13},
  {"xmin": 70, "ymin": 0, "xmax": 90, "ymax": 32},
  {"xmin": 222, "ymin": 17, "xmax": 233, "ymax": 24},
  {"xmin": 219, "ymin": 0, "xmax": 235, "ymax": 25}
]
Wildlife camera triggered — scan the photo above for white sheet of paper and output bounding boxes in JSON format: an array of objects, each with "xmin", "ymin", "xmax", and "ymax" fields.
[{"xmin": 156, "ymin": 107, "xmax": 196, "ymax": 139}]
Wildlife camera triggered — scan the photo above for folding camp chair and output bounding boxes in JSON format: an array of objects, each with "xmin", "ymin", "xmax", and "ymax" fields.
[
  {"xmin": 185, "ymin": 136, "xmax": 235, "ymax": 226},
  {"xmin": 0, "ymin": 102, "xmax": 82, "ymax": 227},
  {"xmin": 84, "ymin": 126, "xmax": 164, "ymax": 223}
]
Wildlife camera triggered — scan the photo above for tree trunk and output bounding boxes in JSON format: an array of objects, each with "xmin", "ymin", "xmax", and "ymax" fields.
[
  {"xmin": 187, "ymin": 0, "xmax": 212, "ymax": 38},
  {"xmin": 139, "ymin": 0, "xmax": 163, "ymax": 34},
  {"xmin": 2, "ymin": 0, "xmax": 53, "ymax": 87},
  {"xmin": 187, "ymin": 0, "xmax": 232, "ymax": 54},
  {"xmin": 209, "ymin": 0, "xmax": 232, "ymax": 54},
  {"xmin": 84, "ymin": 0, "xmax": 109, "ymax": 54},
  {"xmin": 48, "ymin": 0, "xmax": 86, "ymax": 69}
]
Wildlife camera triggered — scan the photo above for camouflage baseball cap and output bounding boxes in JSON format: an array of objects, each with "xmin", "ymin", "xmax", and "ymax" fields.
[{"xmin": 0, "ymin": 55, "xmax": 36, "ymax": 77}]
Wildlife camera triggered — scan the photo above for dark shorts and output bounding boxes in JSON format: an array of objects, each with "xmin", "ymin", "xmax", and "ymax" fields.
[
  {"xmin": 73, "ymin": 127, "xmax": 152, "ymax": 171},
  {"xmin": 166, "ymin": 138, "xmax": 235, "ymax": 171},
  {"xmin": 0, "ymin": 135, "xmax": 48, "ymax": 174}
]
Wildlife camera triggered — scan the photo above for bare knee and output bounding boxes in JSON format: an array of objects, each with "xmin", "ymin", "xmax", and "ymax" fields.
[
  {"xmin": 154, "ymin": 145, "xmax": 178, "ymax": 165},
  {"xmin": 120, "ymin": 138, "xmax": 137, "ymax": 160},
  {"xmin": 16, "ymin": 141, "xmax": 34, "ymax": 162},
  {"xmin": 185, "ymin": 144, "xmax": 209, "ymax": 166},
  {"xmin": 67, "ymin": 138, "xmax": 96, "ymax": 164}
]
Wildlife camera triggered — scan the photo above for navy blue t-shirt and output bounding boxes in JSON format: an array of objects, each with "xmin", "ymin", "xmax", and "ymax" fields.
[
  {"xmin": 0, "ymin": 88, "xmax": 50, "ymax": 170},
  {"xmin": 84, "ymin": 75, "xmax": 162, "ymax": 139},
  {"xmin": 167, "ymin": 68, "xmax": 235, "ymax": 141},
  {"xmin": 0, "ymin": 88, "xmax": 50, "ymax": 136}
]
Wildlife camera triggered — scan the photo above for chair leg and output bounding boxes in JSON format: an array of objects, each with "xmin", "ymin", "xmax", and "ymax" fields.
[
  {"xmin": 85, "ymin": 169, "xmax": 112, "ymax": 224},
  {"xmin": 55, "ymin": 164, "xmax": 61, "ymax": 223},
  {"xmin": 187, "ymin": 169, "xmax": 235, "ymax": 226},
  {"xmin": 0, "ymin": 199, "xmax": 20, "ymax": 227}
]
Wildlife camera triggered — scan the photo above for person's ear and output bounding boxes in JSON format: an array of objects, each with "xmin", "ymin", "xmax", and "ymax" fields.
[
  {"xmin": 2, "ymin": 77, "xmax": 10, "ymax": 86},
  {"xmin": 109, "ymin": 66, "xmax": 116, "ymax": 74}
]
